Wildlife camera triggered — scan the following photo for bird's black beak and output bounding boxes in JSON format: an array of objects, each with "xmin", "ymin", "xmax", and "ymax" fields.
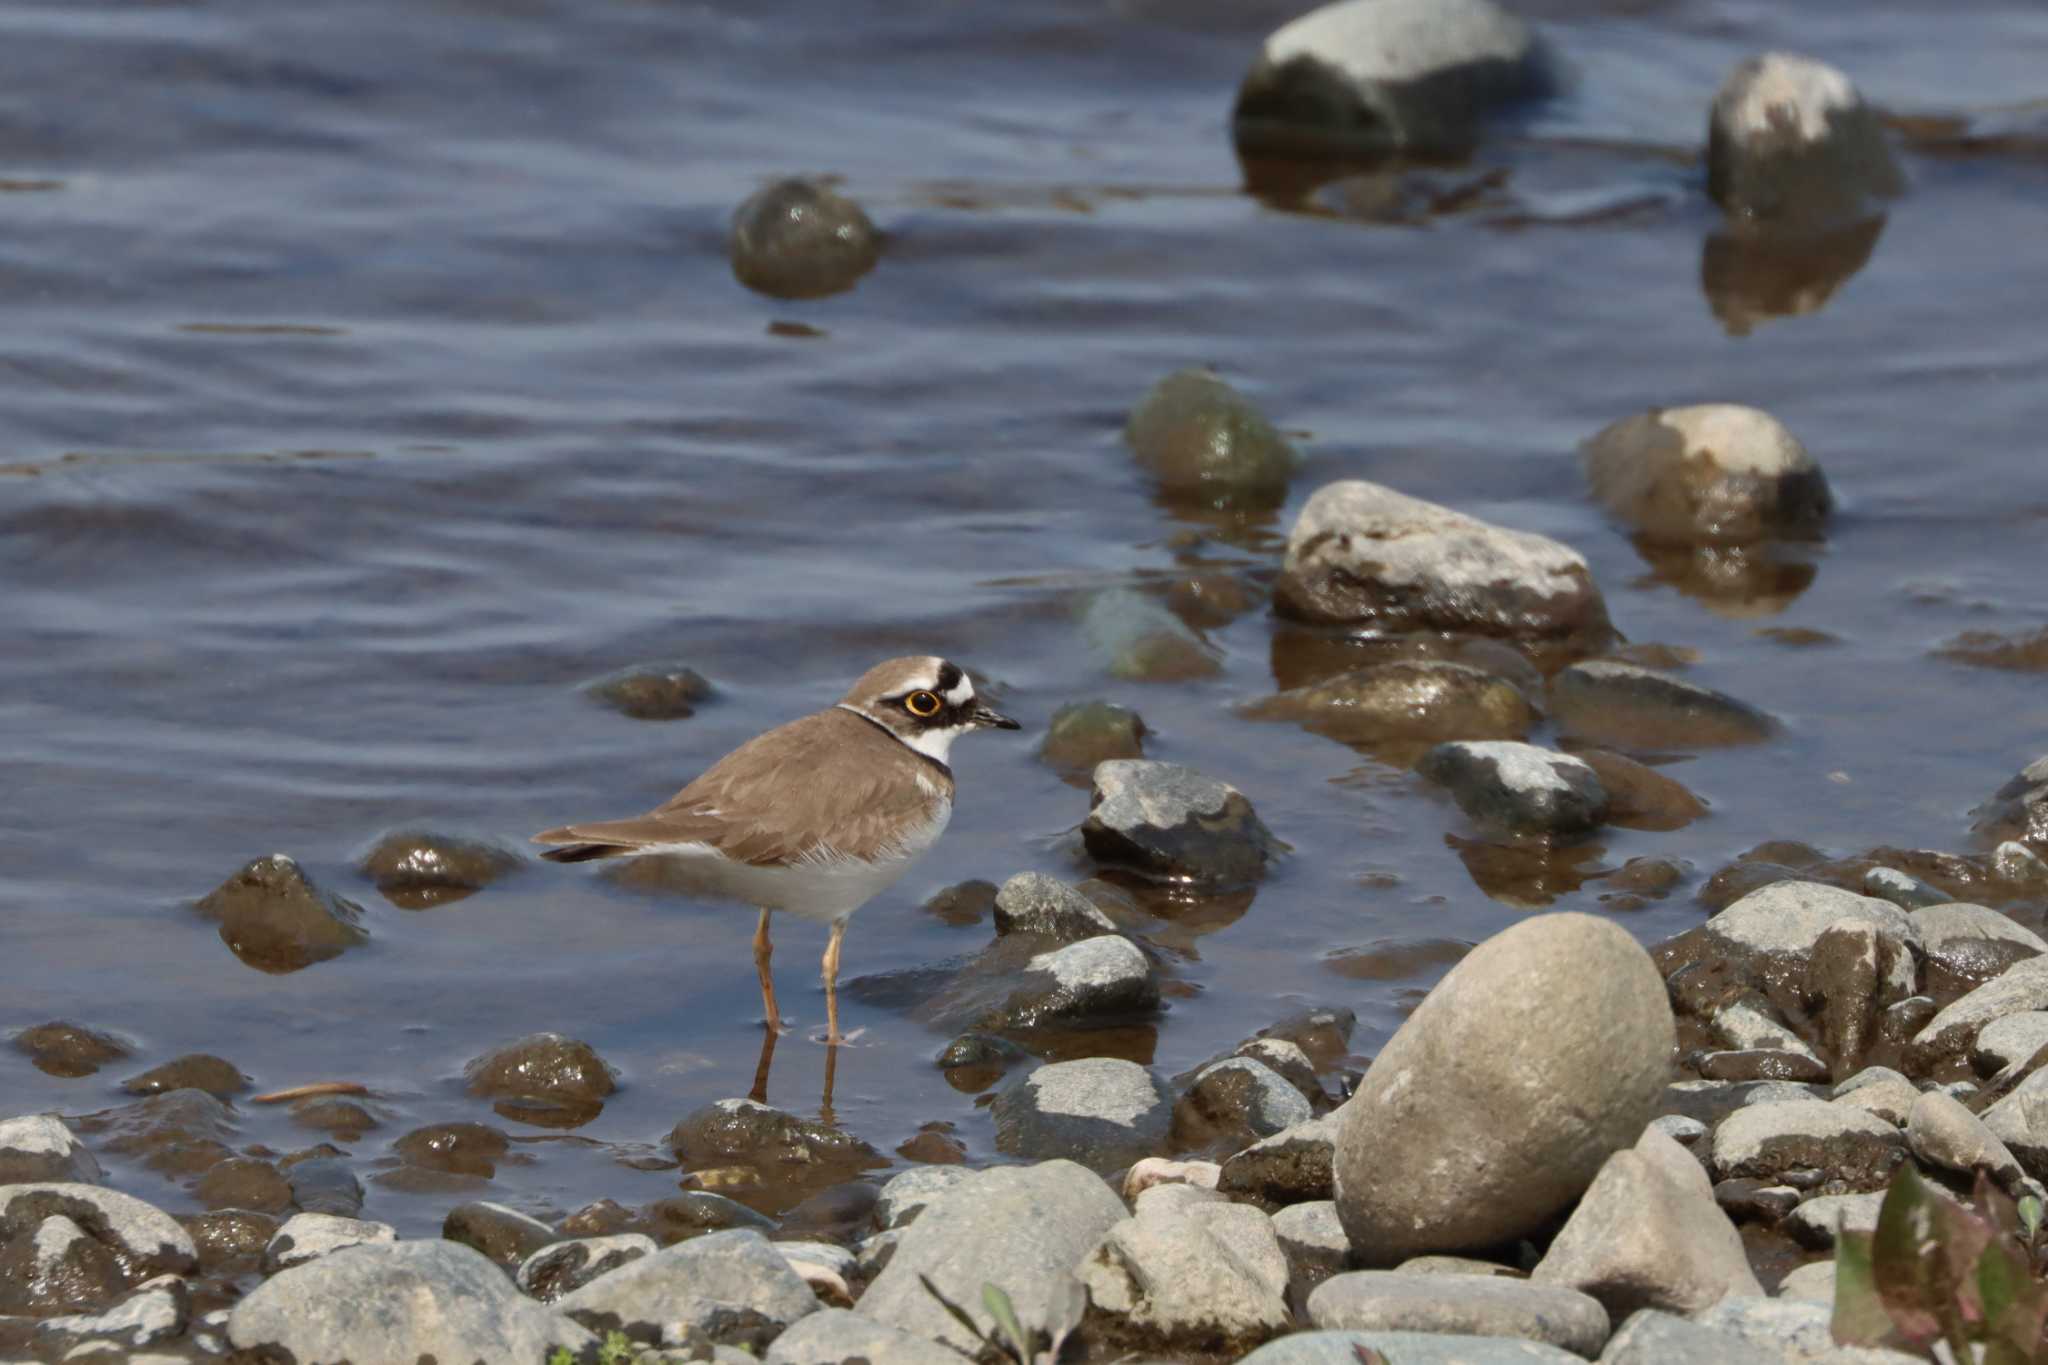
[{"xmin": 969, "ymin": 702, "xmax": 1021, "ymax": 731}]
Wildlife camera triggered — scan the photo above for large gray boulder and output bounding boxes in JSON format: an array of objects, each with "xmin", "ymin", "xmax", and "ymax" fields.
[
  {"xmin": 991, "ymin": 1058, "xmax": 1173, "ymax": 1171},
  {"xmin": 554, "ymin": 1228, "xmax": 816, "ymax": 1350},
  {"xmin": 859, "ymin": 1160, "xmax": 1124, "ymax": 1353},
  {"xmin": 1334, "ymin": 913, "xmax": 1673, "ymax": 1263},
  {"xmin": 1083, "ymin": 759, "xmax": 1277, "ymax": 887},
  {"xmin": 1707, "ymin": 53, "xmax": 1902, "ymax": 228},
  {"xmin": 1273, "ymin": 481, "xmax": 1611, "ymax": 653},
  {"xmin": 1532, "ymin": 1125, "xmax": 1761, "ymax": 1314},
  {"xmin": 227, "ymin": 1238, "xmax": 593, "ymax": 1362},
  {"xmin": 1233, "ymin": 0, "xmax": 1551, "ymax": 159},
  {"xmin": 1582, "ymin": 404, "xmax": 1831, "ymax": 545}
]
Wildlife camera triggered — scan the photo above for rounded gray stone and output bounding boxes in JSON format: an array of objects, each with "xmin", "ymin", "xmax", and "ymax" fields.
[
  {"xmin": 1307, "ymin": 1272, "xmax": 1610, "ymax": 1357},
  {"xmin": 1598, "ymin": 1308, "xmax": 1783, "ymax": 1365},
  {"xmin": 992, "ymin": 872, "xmax": 1117, "ymax": 943},
  {"xmin": 1415, "ymin": 740, "xmax": 1608, "ymax": 839},
  {"xmin": 1708, "ymin": 1101, "xmax": 1905, "ymax": 1188},
  {"xmin": 1784, "ymin": 1191, "xmax": 1883, "ymax": 1249},
  {"xmin": 0, "ymin": 1116, "xmax": 102, "ymax": 1184},
  {"xmin": 1707, "ymin": 52, "xmax": 1902, "ymax": 227},
  {"xmin": 1083, "ymin": 759, "xmax": 1276, "ymax": 887},
  {"xmin": 1910, "ymin": 955, "xmax": 2048, "ymax": 1069},
  {"xmin": 1334, "ymin": 913, "xmax": 1674, "ymax": 1263},
  {"xmin": 1174, "ymin": 1057, "xmax": 1316, "ymax": 1151},
  {"xmin": 1582, "ymin": 404, "xmax": 1831, "ymax": 545},
  {"xmin": 991, "ymin": 1058, "xmax": 1172, "ymax": 1172},
  {"xmin": 1245, "ymin": 660, "xmax": 1535, "ymax": 748},
  {"xmin": 1078, "ymin": 1183, "xmax": 1291, "ymax": 1344},
  {"xmin": 554, "ymin": 1228, "xmax": 816, "ymax": 1349},
  {"xmin": 0, "ymin": 1184, "xmax": 197, "ymax": 1280},
  {"xmin": 517, "ymin": 1234, "xmax": 656, "ymax": 1303},
  {"xmin": 1973, "ymin": 1011, "xmax": 2048, "ymax": 1077}
]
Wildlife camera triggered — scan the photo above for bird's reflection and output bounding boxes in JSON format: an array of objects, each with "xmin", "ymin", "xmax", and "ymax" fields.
[{"xmin": 745, "ymin": 1021, "xmax": 841, "ymax": 1124}]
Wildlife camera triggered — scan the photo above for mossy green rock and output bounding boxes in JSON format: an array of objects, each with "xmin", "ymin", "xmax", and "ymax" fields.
[{"xmin": 1125, "ymin": 369, "xmax": 1298, "ymax": 509}]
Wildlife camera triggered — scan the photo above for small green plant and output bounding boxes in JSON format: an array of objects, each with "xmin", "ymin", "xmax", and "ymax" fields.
[
  {"xmin": 1832, "ymin": 1163, "xmax": 2048, "ymax": 1363},
  {"xmin": 546, "ymin": 1329, "xmax": 640, "ymax": 1365},
  {"xmin": 918, "ymin": 1274, "xmax": 1085, "ymax": 1363}
]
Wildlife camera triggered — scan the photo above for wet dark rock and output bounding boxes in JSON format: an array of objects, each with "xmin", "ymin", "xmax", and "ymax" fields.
[
  {"xmin": 1806, "ymin": 916, "xmax": 1919, "ymax": 1079},
  {"xmin": 261, "ymin": 1212, "xmax": 396, "ymax": 1274},
  {"xmin": 1995, "ymin": 840, "xmax": 2048, "ymax": 885},
  {"xmin": 1219, "ymin": 1110, "xmax": 1345, "ymax": 1206},
  {"xmin": 858, "ymin": 1160, "xmax": 1123, "ymax": 1353},
  {"xmin": 1709, "ymin": 1100, "xmax": 1905, "ymax": 1189},
  {"xmin": 935, "ymin": 1030, "xmax": 1031, "ymax": 1082},
  {"xmin": 1245, "ymin": 660, "xmax": 1535, "ymax": 752},
  {"xmin": 1597, "ymin": 857, "xmax": 1689, "ymax": 910},
  {"xmin": 1938, "ymin": 626, "xmax": 2048, "ymax": 673},
  {"xmin": 1079, "ymin": 1182, "xmax": 1292, "ymax": 1347},
  {"xmin": 1915, "ymin": 901, "xmax": 2047, "ymax": 1002},
  {"xmin": 645, "ymin": 1191, "xmax": 776, "ymax": 1243},
  {"xmin": 897, "ymin": 1123, "xmax": 968, "ymax": 1165},
  {"xmin": 230, "ymin": 1238, "xmax": 593, "ymax": 1361},
  {"xmin": 1712, "ymin": 1177, "xmax": 1801, "ymax": 1224},
  {"xmin": 1974, "ymin": 758, "xmax": 2048, "ymax": 850},
  {"xmin": 919, "ymin": 878, "xmax": 995, "ymax": 927},
  {"xmin": 669, "ymin": 1098, "xmax": 885, "ymax": 1187},
  {"xmin": 194, "ymin": 853, "xmax": 369, "ymax": 973},
  {"xmin": 443, "ymin": 1199, "xmax": 558, "ymax": 1268},
  {"xmin": 1582, "ymin": 404, "xmax": 1831, "ymax": 545},
  {"xmin": 729, "ymin": 178, "xmax": 881, "ymax": 301},
  {"xmin": 358, "ymin": 827, "xmax": 522, "ymax": 908},
  {"xmin": 392, "ymin": 1120, "xmax": 511, "ymax": 1177},
  {"xmin": 291, "ymin": 1096, "xmax": 379, "ymax": 1140},
  {"xmin": 34, "ymin": 1273, "xmax": 189, "ymax": 1355},
  {"xmin": 1665, "ymin": 880, "xmax": 1919, "ymax": 1008},
  {"xmin": 82, "ymin": 1088, "xmax": 237, "ymax": 1178},
  {"xmin": 1173, "ymin": 1057, "xmax": 1315, "ymax": 1154},
  {"xmin": 990, "ymin": 1058, "xmax": 1172, "ymax": 1171},
  {"xmin": 1336, "ymin": 913, "xmax": 1674, "ymax": 1265},
  {"xmin": 1707, "ymin": 52, "xmax": 1902, "ymax": 228},
  {"xmin": 1577, "ymin": 752, "xmax": 1710, "ymax": 835},
  {"xmin": 556, "ymin": 1227, "xmax": 816, "ymax": 1349},
  {"xmin": 10, "ymin": 1021, "xmax": 132, "ymax": 1079},
  {"xmin": 1124, "ymin": 368, "xmax": 1298, "ymax": 510},
  {"xmin": 1696, "ymin": 856, "xmax": 1803, "ymax": 910},
  {"xmin": 1863, "ymin": 865, "xmax": 1948, "ymax": 909},
  {"xmin": 924, "ymin": 932, "xmax": 1161, "ymax": 1036},
  {"xmin": 195, "ymin": 1156, "xmax": 293, "ymax": 1213},
  {"xmin": 0, "ymin": 1115, "xmax": 102, "ymax": 1185},
  {"xmin": 283, "ymin": 1156, "xmax": 364, "ymax": 1217},
  {"xmin": 1038, "ymin": 700, "xmax": 1146, "ymax": 771},
  {"xmin": 1259, "ymin": 1004, "xmax": 1358, "ymax": 1073},
  {"xmin": 1550, "ymin": 660, "xmax": 1774, "ymax": 751},
  {"xmin": 992, "ymin": 871, "xmax": 1117, "ymax": 943},
  {"xmin": 1417, "ymin": 740, "xmax": 1608, "ymax": 840},
  {"xmin": 122, "ymin": 1052, "xmax": 249, "ymax": 1099},
  {"xmin": 777, "ymin": 1179, "xmax": 879, "ymax": 1245},
  {"xmin": 557, "ymin": 1198, "xmax": 638, "ymax": 1239},
  {"xmin": 1082, "ymin": 758, "xmax": 1276, "ymax": 887},
  {"xmin": 518, "ymin": 1233, "xmax": 656, "ymax": 1302},
  {"xmin": 1694, "ymin": 1049, "xmax": 1828, "ymax": 1083},
  {"xmin": 179, "ymin": 1208, "xmax": 278, "ymax": 1272},
  {"xmin": 1232, "ymin": 0, "xmax": 1550, "ymax": 160},
  {"xmin": 1080, "ymin": 588, "xmax": 1222, "ymax": 682},
  {"xmin": 0, "ymin": 1184, "xmax": 198, "ymax": 1315},
  {"xmin": 464, "ymin": 1032, "xmax": 617, "ymax": 1124},
  {"xmin": 1308, "ymin": 1272, "xmax": 1609, "ymax": 1356},
  {"xmin": 1909, "ymin": 956, "xmax": 2048, "ymax": 1072},
  {"xmin": 1167, "ymin": 569, "xmax": 1263, "ymax": 629},
  {"xmin": 1273, "ymin": 481, "xmax": 1611, "ymax": 654},
  {"xmin": 584, "ymin": 661, "xmax": 715, "ymax": 721}
]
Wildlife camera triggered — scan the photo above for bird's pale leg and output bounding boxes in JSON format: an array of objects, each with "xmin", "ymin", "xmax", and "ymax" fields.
[
  {"xmin": 822, "ymin": 919, "xmax": 848, "ymax": 1046},
  {"xmin": 754, "ymin": 908, "xmax": 785, "ymax": 1034}
]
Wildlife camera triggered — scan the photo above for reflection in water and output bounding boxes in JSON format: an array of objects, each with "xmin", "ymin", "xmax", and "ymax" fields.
[
  {"xmin": 1700, "ymin": 216, "xmax": 1887, "ymax": 337},
  {"xmin": 1446, "ymin": 834, "xmax": 1612, "ymax": 908},
  {"xmin": 1625, "ymin": 535, "xmax": 1821, "ymax": 618}
]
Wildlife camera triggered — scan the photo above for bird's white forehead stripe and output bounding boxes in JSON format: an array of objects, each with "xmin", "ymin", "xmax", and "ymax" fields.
[{"xmin": 944, "ymin": 675, "xmax": 974, "ymax": 705}]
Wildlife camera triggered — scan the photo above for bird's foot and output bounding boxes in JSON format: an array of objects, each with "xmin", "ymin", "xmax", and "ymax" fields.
[
  {"xmin": 810, "ymin": 1026, "xmax": 866, "ymax": 1047},
  {"xmin": 762, "ymin": 1016, "xmax": 793, "ymax": 1037}
]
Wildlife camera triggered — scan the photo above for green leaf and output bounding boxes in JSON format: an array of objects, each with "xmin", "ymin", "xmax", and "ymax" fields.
[
  {"xmin": 982, "ymin": 1282, "xmax": 1033, "ymax": 1363},
  {"xmin": 919, "ymin": 1273, "xmax": 995, "ymax": 1352},
  {"xmin": 2019, "ymin": 1194, "xmax": 2044, "ymax": 1243},
  {"xmin": 1833, "ymin": 1229, "xmax": 1907, "ymax": 1348}
]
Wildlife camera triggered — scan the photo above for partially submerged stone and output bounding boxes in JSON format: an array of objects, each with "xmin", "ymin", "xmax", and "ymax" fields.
[
  {"xmin": 990, "ymin": 1058, "xmax": 1172, "ymax": 1171},
  {"xmin": 583, "ymin": 661, "xmax": 715, "ymax": 721},
  {"xmin": 991, "ymin": 872, "xmax": 1118, "ymax": 943},
  {"xmin": 1039, "ymin": 700, "xmax": 1146, "ymax": 771},
  {"xmin": 1582, "ymin": 404, "xmax": 1831, "ymax": 545},
  {"xmin": 1550, "ymin": 660, "xmax": 1775, "ymax": 750},
  {"xmin": 1707, "ymin": 52, "xmax": 1902, "ymax": 228},
  {"xmin": 358, "ymin": 828, "xmax": 522, "ymax": 908},
  {"xmin": 1083, "ymin": 759, "xmax": 1277, "ymax": 887},
  {"xmin": 1416, "ymin": 740, "xmax": 1608, "ymax": 840},
  {"xmin": 121, "ymin": 1053, "xmax": 249, "ymax": 1100},
  {"xmin": 1972, "ymin": 754, "xmax": 2048, "ymax": 850},
  {"xmin": 194, "ymin": 853, "xmax": 368, "ymax": 973},
  {"xmin": 10, "ymin": 1021, "xmax": 132, "ymax": 1078},
  {"xmin": 0, "ymin": 1115, "xmax": 102, "ymax": 1184},
  {"xmin": 728, "ymin": 178, "xmax": 880, "ymax": 301},
  {"xmin": 464, "ymin": 1032, "xmax": 617, "ymax": 1126},
  {"xmin": 518, "ymin": 1234, "xmax": 655, "ymax": 1303},
  {"xmin": 1080, "ymin": 588, "xmax": 1222, "ymax": 682},
  {"xmin": 0, "ymin": 1184, "xmax": 198, "ymax": 1314},
  {"xmin": 1245, "ymin": 660, "xmax": 1535, "ymax": 749},
  {"xmin": 1572, "ymin": 750, "xmax": 1706, "ymax": 832},
  {"xmin": 1124, "ymin": 368, "xmax": 1298, "ymax": 509}
]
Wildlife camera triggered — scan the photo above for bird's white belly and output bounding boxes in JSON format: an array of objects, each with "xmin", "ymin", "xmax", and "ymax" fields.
[{"xmin": 630, "ymin": 799, "xmax": 951, "ymax": 924}]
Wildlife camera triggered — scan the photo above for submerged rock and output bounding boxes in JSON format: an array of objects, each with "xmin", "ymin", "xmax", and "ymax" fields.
[
  {"xmin": 1416, "ymin": 740, "xmax": 1608, "ymax": 840},
  {"xmin": 1233, "ymin": 0, "xmax": 1551, "ymax": 159},
  {"xmin": 1582, "ymin": 404, "xmax": 1831, "ymax": 545},
  {"xmin": 1245, "ymin": 660, "xmax": 1535, "ymax": 748},
  {"xmin": 1124, "ymin": 368, "xmax": 1298, "ymax": 509},
  {"xmin": 991, "ymin": 872, "xmax": 1118, "ymax": 943},
  {"xmin": 921, "ymin": 932, "xmax": 1162, "ymax": 1035},
  {"xmin": 1273, "ymin": 481, "xmax": 1611, "ymax": 653},
  {"xmin": 358, "ymin": 828, "xmax": 522, "ymax": 908},
  {"xmin": 1550, "ymin": 661, "xmax": 1775, "ymax": 750},
  {"xmin": 1081, "ymin": 588, "xmax": 1223, "ymax": 682},
  {"xmin": 194, "ymin": 853, "xmax": 368, "ymax": 973},
  {"xmin": 1707, "ymin": 52, "xmax": 1902, "ymax": 228},
  {"xmin": 728, "ymin": 178, "xmax": 881, "ymax": 301},
  {"xmin": 229, "ymin": 1238, "xmax": 592, "ymax": 1362},
  {"xmin": 121, "ymin": 1053, "xmax": 249, "ymax": 1100},
  {"xmin": 391, "ymin": 1120, "xmax": 511, "ymax": 1177},
  {"xmin": 1334, "ymin": 913, "xmax": 1673, "ymax": 1264},
  {"xmin": 1082, "ymin": 758, "xmax": 1277, "ymax": 887},
  {"xmin": 991, "ymin": 1058, "xmax": 1173, "ymax": 1171},
  {"xmin": 1972, "ymin": 755, "xmax": 2048, "ymax": 850},
  {"xmin": 0, "ymin": 1183, "xmax": 198, "ymax": 1314},
  {"xmin": 1039, "ymin": 700, "xmax": 1146, "ymax": 771},
  {"xmin": 669, "ymin": 1098, "xmax": 885, "ymax": 1186},
  {"xmin": 10, "ymin": 1021, "xmax": 132, "ymax": 1078},
  {"xmin": 464, "ymin": 1032, "xmax": 617, "ymax": 1125},
  {"xmin": 583, "ymin": 661, "xmax": 715, "ymax": 721},
  {"xmin": 81, "ymin": 1088, "xmax": 238, "ymax": 1178},
  {"xmin": 1938, "ymin": 627, "xmax": 2048, "ymax": 674}
]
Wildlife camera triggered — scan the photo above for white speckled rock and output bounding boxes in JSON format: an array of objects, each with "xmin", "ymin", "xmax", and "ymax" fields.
[
  {"xmin": 1079, "ymin": 1183, "xmax": 1291, "ymax": 1345},
  {"xmin": 34, "ymin": 1274, "xmax": 188, "ymax": 1354},
  {"xmin": 1335, "ymin": 913, "xmax": 1673, "ymax": 1263},
  {"xmin": 1582, "ymin": 404, "xmax": 1830, "ymax": 545},
  {"xmin": 1308, "ymin": 1272, "xmax": 1610, "ymax": 1357},
  {"xmin": 1272, "ymin": 480, "xmax": 1612, "ymax": 651},
  {"xmin": 1416, "ymin": 741, "xmax": 1608, "ymax": 839},
  {"xmin": 992, "ymin": 872, "xmax": 1118, "ymax": 943},
  {"xmin": 1710, "ymin": 1101, "xmax": 1905, "ymax": 1188},
  {"xmin": 1973, "ymin": 1011, "xmax": 2048, "ymax": 1079},
  {"xmin": 859, "ymin": 1160, "xmax": 1124, "ymax": 1353},
  {"xmin": 0, "ymin": 1115, "xmax": 102, "ymax": 1184},
  {"xmin": 1706, "ymin": 52, "xmax": 1902, "ymax": 227},
  {"xmin": 262, "ymin": 1212, "xmax": 396, "ymax": 1274},
  {"xmin": 1533, "ymin": 1126, "xmax": 1761, "ymax": 1314},
  {"xmin": 991, "ymin": 1057, "xmax": 1172, "ymax": 1171},
  {"xmin": 1910, "ymin": 956, "xmax": 2048, "ymax": 1070}
]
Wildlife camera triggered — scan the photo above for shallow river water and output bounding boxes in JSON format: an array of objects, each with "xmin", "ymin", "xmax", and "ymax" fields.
[{"xmin": 4, "ymin": 0, "xmax": 2048, "ymax": 1238}]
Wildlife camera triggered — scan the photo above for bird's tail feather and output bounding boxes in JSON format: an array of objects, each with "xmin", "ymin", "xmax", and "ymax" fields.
[{"xmin": 537, "ymin": 843, "xmax": 630, "ymax": 864}]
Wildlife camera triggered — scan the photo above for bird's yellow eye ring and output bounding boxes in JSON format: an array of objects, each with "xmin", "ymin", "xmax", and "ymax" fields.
[{"xmin": 905, "ymin": 690, "xmax": 942, "ymax": 717}]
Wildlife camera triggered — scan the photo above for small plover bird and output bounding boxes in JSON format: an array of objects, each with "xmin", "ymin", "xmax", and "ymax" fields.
[{"xmin": 534, "ymin": 656, "xmax": 1018, "ymax": 1044}]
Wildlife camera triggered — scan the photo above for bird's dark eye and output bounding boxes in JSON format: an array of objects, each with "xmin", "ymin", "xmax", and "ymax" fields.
[{"xmin": 904, "ymin": 690, "xmax": 942, "ymax": 717}]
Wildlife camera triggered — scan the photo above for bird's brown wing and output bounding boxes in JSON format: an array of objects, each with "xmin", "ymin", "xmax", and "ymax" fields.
[{"xmin": 533, "ymin": 707, "xmax": 951, "ymax": 866}]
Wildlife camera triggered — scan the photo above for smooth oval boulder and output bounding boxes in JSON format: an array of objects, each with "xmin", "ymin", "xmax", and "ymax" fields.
[
  {"xmin": 1582, "ymin": 404, "xmax": 1831, "ymax": 545},
  {"xmin": 1083, "ymin": 759, "xmax": 1277, "ymax": 887},
  {"xmin": 1233, "ymin": 0, "xmax": 1551, "ymax": 159},
  {"xmin": 1334, "ymin": 913, "xmax": 1674, "ymax": 1263},
  {"xmin": 194, "ymin": 853, "xmax": 368, "ymax": 973},
  {"xmin": 728, "ymin": 178, "xmax": 880, "ymax": 301},
  {"xmin": 1707, "ymin": 52, "xmax": 1901, "ymax": 228},
  {"xmin": 1124, "ymin": 368, "xmax": 1298, "ymax": 510},
  {"xmin": 1273, "ymin": 481, "xmax": 1611, "ymax": 653},
  {"xmin": 1307, "ymin": 1272, "xmax": 1609, "ymax": 1357},
  {"xmin": 1245, "ymin": 660, "xmax": 1535, "ymax": 748},
  {"xmin": 1550, "ymin": 661, "xmax": 1774, "ymax": 750},
  {"xmin": 1416, "ymin": 740, "xmax": 1608, "ymax": 840}
]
